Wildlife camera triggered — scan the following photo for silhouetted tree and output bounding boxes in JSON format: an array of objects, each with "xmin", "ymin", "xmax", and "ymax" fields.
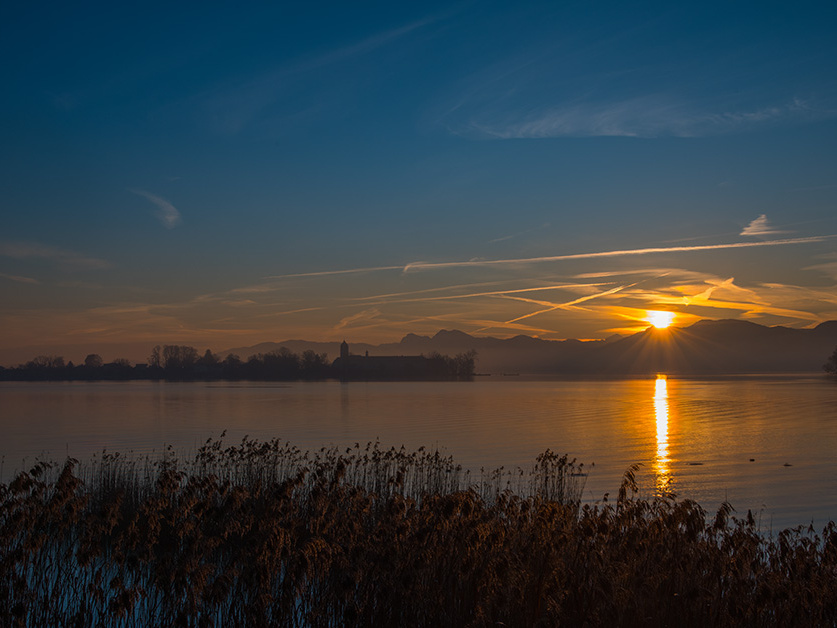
[
  {"xmin": 300, "ymin": 350, "xmax": 329, "ymax": 378},
  {"xmin": 222, "ymin": 354, "xmax": 242, "ymax": 379},
  {"xmin": 198, "ymin": 349, "xmax": 219, "ymax": 366},
  {"xmin": 148, "ymin": 345, "xmax": 162, "ymax": 368},
  {"xmin": 192, "ymin": 349, "xmax": 221, "ymax": 378},
  {"xmin": 162, "ymin": 345, "xmax": 199, "ymax": 372},
  {"xmin": 453, "ymin": 350, "xmax": 477, "ymax": 379},
  {"xmin": 17, "ymin": 355, "xmax": 67, "ymax": 380},
  {"xmin": 1, "ymin": 344, "xmax": 468, "ymax": 382},
  {"xmin": 26, "ymin": 355, "xmax": 65, "ymax": 370},
  {"xmin": 424, "ymin": 350, "xmax": 477, "ymax": 380},
  {"xmin": 84, "ymin": 354, "xmax": 103, "ymax": 368},
  {"xmin": 825, "ymin": 346, "xmax": 837, "ymax": 374},
  {"xmin": 99, "ymin": 358, "xmax": 133, "ymax": 380},
  {"xmin": 261, "ymin": 348, "xmax": 300, "ymax": 380}
]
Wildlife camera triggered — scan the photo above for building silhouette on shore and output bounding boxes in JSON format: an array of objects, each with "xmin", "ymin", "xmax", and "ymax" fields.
[{"xmin": 332, "ymin": 341, "xmax": 437, "ymax": 380}]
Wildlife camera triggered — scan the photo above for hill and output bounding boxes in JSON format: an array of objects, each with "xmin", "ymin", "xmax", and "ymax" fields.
[{"xmin": 589, "ymin": 320, "xmax": 837, "ymax": 375}]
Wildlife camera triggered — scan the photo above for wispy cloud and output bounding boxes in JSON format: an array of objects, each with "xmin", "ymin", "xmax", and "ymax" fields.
[
  {"xmin": 588, "ymin": 270, "xmax": 833, "ymax": 325},
  {"xmin": 56, "ymin": 281, "xmax": 104, "ymax": 290},
  {"xmin": 402, "ymin": 235, "xmax": 837, "ymax": 273},
  {"xmin": 0, "ymin": 272, "xmax": 40, "ymax": 284},
  {"xmin": 265, "ymin": 265, "xmax": 405, "ymax": 281},
  {"xmin": 501, "ymin": 284, "xmax": 634, "ymax": 325},
  {"xmin": 351, "ymin": 280, "xmax": 509, "ymax": 302},
  {"xmin": 740, "ymin": 214, "xmax": 789, "ymax": 237},
  {"xmin": 465, "ymin": 97, "xmax": 687, "ymax": 139},
  {"xmin": 652, "ymin": 277, "xmax": 824, "ymax": 323},
  {"xmin": 573, "ymin": 268, "xmax": 676, "ymax": 279},
  {"xmin": 130, "ymin": 189, "xmax": 182, "ymax": 228},
  {"xmin": 487, "ymin": 223, "xmax": 550, "ymax": 244},
  {"xmin": 0, "ymin": 241, "xmax": 110, "ymax": 270},
  {"xmin": 352, "ymin": 283, "xmax": 609, "ymax": 306},
  {"xmin": 333, "ymin": 308, "xmax": 384, "ymax": 331},
  {"xmin": 260, "ymin": 235, "xmax": 836, "ymax": 283},
  {"xmin": 450, "ymin": 95, "xmax": 827, "ymax": 140},
  {"xmin": 202, "ymin": 16, "xmax": 439, "ymax": 135}
]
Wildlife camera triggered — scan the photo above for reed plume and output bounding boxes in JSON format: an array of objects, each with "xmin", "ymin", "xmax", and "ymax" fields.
[{"xmin": 1, "ymin": 437, "xmax": 835, "ymax": 626}]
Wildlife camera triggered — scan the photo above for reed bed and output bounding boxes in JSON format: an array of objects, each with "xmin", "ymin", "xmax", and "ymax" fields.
[{"xmin": 2, "ymin": 437, "xmax": 836, "ymax": 627}]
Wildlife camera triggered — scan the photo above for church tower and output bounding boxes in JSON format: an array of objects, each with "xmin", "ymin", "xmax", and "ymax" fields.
[{"xmin": 340, "ymin": 340, "xmax": 349, "ymax": 360}]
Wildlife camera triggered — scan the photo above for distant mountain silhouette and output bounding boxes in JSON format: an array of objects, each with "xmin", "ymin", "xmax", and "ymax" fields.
[
  {"xmin": 221, "ymin": 320, "xmax": 837, "ymax": 376},
  {"xmin": 590, "ymin": 320, "xmax": 837, "ymax": 374}
]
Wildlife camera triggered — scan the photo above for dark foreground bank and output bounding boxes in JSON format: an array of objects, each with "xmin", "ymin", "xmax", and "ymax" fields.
[{"xmin": 2, "ymin": 438, "xmax": 836, "ymax": 627}]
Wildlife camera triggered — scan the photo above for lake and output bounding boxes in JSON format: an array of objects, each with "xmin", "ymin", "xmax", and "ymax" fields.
[{"xmin": 2, "ymin": 375, "xmax": 835, "ymax": 530}]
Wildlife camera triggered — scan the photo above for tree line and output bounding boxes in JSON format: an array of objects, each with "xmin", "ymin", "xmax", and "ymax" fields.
[
  {"xmin": 0, "ymin": 345, "xmax": 331, "ymax": 382},
  {"xmin": 424, "ymin": 351, "xmax": 478, "ymax": 381},
  {"xmin": 0, "ymin": 345, "xmax": 477, "ymax": 381}
]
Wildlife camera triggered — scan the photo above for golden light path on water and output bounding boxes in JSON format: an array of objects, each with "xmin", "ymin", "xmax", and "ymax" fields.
[{"xmin": 653, "ymin": 375, "xmax": 671, "ymax": 494}]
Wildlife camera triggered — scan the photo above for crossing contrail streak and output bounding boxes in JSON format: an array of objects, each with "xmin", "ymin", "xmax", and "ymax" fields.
[{"xmin": 265, "ymin": 235, "xmax": 835, "ymax": 279}]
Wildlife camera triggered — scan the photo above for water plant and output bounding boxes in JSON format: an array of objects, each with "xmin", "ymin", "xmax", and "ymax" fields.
[{"xmin": 1, "ymin": 437, "xmax": 836, "ymax": 626}]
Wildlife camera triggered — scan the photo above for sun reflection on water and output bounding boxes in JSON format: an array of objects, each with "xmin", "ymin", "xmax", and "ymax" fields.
[{"xmin": 653, "ymin": 375, "xmax": 672, "ymax": 494}]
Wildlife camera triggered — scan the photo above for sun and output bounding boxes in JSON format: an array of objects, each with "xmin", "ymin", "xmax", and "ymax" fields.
[{"xmin": 646, "ymin": 310, "xmax": 675, "ymax": 329}]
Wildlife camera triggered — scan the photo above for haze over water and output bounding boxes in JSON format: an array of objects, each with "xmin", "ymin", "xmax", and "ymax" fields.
[{"xmin": 3, "ymin": 375, "xmax": 835, "ymax": 530}]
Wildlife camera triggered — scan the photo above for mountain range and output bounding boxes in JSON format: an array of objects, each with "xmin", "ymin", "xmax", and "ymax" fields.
[{"xmin": 221, "ymin": 320, "xmax": 837, "ymax": 376}]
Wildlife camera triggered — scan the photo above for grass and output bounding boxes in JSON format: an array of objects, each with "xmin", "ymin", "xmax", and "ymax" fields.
[{"xmin": 2, "ymin": 436, "xmax": 837, "ymax": 626}]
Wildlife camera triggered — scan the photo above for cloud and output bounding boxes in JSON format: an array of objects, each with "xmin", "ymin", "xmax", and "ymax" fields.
[
  {"xmin": 130, "ymin": 189, "xmax": 182, "ymax": 228},
  {"xmin": 573, "ymin": 268, "xmax": 676, "ymax": 279},
  {"xmin": 265, "ymin": 265, "xmax": 404, "ymax": 280},
  {"xmin": 260, "ymin": 235, "xmax": 837, "ymax": 283},
  {"xmin": 0, "ymin": 241, "xmax": 110, "ymax": 270},
  {"xmin": 357, "ymin": 283, "xmax": 612, "ymax": 307},
  {"xmin": 501, "ymin": 283, "xmax": 634, "ymax": 325},
  {"xmin": 0, "ymin": 272, "xmax": 40, "ymax": 284},
  {"xmin": 740, "ymin": 214, "xmax": 788, "ymax": 237},
  {"xmin": 351, "ymin": 280, "xmax": 509, "ymax": 302},
  {"xmin": 333, "ymin": 308, "xmax": 383, "ymax": 331},
  {"xmin": 450, "ymin": 95, "xmax": 826, "ymax": 140},
  {"xmin": 487, "ymin": 223, "xmax": 550, "ymax": 244},
  {"xmin": 465, "ymin": 98, "xmax": 685, "ymax": 139},
  {"xmin": 662, "ymin": 278, "xmax": 824, "ymax": 323},
  {"xmin": 221, "ymin": 299, "xmax": 259, "ymax": 307},
  {"xmin": 56, "ymin": 281, "xmax": 103, "ymax": 290},
  {"xmin": 401, "ymin": 235, "xmax": 837, "ymax": 273},
  {"xmin": 805, "ymin": 255, "xmax": 837, "ymax": 280},
  {"xmin": 201, "ymin": 15, "xmax": 439, "ymax": 135}
]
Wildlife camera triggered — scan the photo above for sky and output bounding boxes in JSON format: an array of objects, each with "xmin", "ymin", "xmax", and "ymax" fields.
[{"xmin": 2, "ymin": 1, "xmax": 837, "ymax": 365}]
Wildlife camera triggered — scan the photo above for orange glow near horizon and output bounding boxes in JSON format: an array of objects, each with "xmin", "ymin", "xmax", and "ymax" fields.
[{"xmin": 646, "ymin": 310, "xmax": 675, "ymax": 329}]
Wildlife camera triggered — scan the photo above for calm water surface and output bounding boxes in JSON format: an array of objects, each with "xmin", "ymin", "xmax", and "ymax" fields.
[{"xmin": 2, "ymin": 376, "xmax": 836, "ymax": 529}]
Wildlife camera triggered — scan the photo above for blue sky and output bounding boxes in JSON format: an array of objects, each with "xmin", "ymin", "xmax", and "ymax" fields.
[{"xmin": 2, "ymin": 1, "xmax": 837, "ymax": 363}]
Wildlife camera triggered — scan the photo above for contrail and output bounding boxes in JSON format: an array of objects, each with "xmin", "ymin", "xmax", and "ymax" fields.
[
  {"xmin": 266, "ymin": 265, "xmax": 404, "ymax": 279},
  {"xmin": 265, "ymin": 235, "xmax": 836, "ymax": 280},
  {"xmin": 352, "ymin": 283, "xmax": 611, "ymax": 304},
  {"xmin": 503, "ymin": 283, "xmax": 634, "ymax": 325},
  {"xmin": 403, "ymin": 235, "xmax": 836, "ymax": 272}
]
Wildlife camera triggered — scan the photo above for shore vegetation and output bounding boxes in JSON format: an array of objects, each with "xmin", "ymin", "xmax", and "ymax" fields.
[
  {"xmin": 2, "ymin": 438, "xmax": 837, "ymax": 626},
  {"xmin": 0, "ymin": 345, "xmax": 476, "ymax": 382}
]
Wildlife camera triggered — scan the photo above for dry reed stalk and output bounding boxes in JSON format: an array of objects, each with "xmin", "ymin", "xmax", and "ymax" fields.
[{"xmin": 1, "ymin": 437, "xmax": 836, "ymax": 626}]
